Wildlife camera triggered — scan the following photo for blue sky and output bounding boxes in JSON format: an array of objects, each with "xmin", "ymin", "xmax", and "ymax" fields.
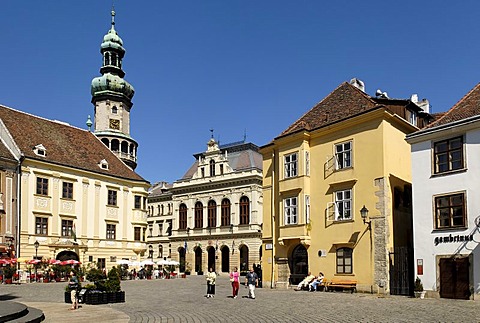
[{"xmin": 1, "ymin": 1, "xmax": 479, "ymax": 184}]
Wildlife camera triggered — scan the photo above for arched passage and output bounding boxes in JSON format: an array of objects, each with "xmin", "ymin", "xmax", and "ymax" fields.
[
  {"xmin": 56, "ymin": 250, "xmax": 79, "ymax": 262},
  {"xmin": 194, "ymin": 247, "xmax": 202, "ymax": 274},
  {"xmin": 221, "ymin": 246, "xmax": 230, "ymax": 273},
  {"xmin": 239, "ymin": 244, "xmax": 249, "ymax": 272},
  {"xmin": 207, "ymin": 246, "xmax": 216, "ymax": 272},
  {"xmin": 178, "ymin": 247, "xmax": 186, "ymax": 272},
  {"xmin": 289, "ymin": 244, "xmax": 308, "ymax": 285}
]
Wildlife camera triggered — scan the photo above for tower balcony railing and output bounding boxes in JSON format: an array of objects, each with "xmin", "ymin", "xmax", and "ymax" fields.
[{"xmin": 112, "ymin": 150, "xmax": 137, "ymax": 162}]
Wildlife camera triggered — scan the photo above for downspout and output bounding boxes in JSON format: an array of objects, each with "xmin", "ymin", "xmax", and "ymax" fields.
[
  {"xmin": 270, "ymin": 150, "xmax": 276, "ymax": 289},
  {"xmin": 15, "ymin": 156, "xmax": 23, "ymax": 257}
]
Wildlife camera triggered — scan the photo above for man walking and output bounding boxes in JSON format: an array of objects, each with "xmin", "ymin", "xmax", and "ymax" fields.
[{"xmin": 245, "ymin": 267, "xmax": 258, "ymax": 299}]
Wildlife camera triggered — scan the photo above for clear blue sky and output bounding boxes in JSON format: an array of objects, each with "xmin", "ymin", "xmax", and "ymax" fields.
[{"xmin": 1, "ymin": 1, "xmax": 479, "ymax": 184}]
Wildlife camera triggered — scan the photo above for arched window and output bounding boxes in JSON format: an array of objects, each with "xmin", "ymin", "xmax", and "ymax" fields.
[
  {"xmin": 239, "ymin": 196, "xmax": 250, "ymax": 225},
  {"xmin": 111, "ymin": 139, "xmax": 120, "ymax": 152},
  {"xmin": 121, "ymin": 141, "xmax": 129, "ymax": 154},
  {"xmin": 158, "ymin": 245, "xmax": 163, "ymax": 258},
  {"xmin": 195, "ymin": 202, "xmax": 203, "ymax": 228},
  {"xmin": 208, "ymin": 200, "xmax": 216, "ymax": 228},
  {"xmin": 179, "ymin": 204, "xmax": 187, "ymax": 230},
  {"xmin": 112, "ymin": 106, "xmax": 118, "ymax": 114},
  {"xmin": 209, "ymin": 160, "xmax": 215, "ymax": 176},
  {"xmin": 101, "ymin": 138, "xmax": 109, "ymax": 148},
  {"xmin": 336, "ymin": 247, "xmax": 353, "ymax": 274},
  {"xmin": 221, "ymin": 199, "xmax": 231, "ymax": 226}
]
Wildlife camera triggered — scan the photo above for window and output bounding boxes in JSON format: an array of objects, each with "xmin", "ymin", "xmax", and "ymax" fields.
[
  {"xmin": 221, "ymin": 199, "xmax": 231, "ymax": 226},
  {"xmin": 62, "ymin": 182, "xmax": 73, "ymax": 199},
  {"xmin": 106, "ymin": 224, "xmax": 116, "ymax": 240},
  {"xmin": 220, "ymin": 164, "xmax": 224, "ymax": 175},
  {"xmin": 61, "ymin": 220, "xmax": 73, "ymax": 237},
  {"xmin": 284, "ymin": 153, "xmax": 298, "ymax": 178},
  {"xmin": 210, "ymin": 160, "xmax": 215, "ymax": 176},
  {"xmin": 35, "ymin": 217, "xmax": 48, "ymax": 235},
  {"xmin": 112, "ymin": 106, "xmax": 118, "ymax": 114},
  {"xmin": 134, "ymin": 195, "xmax": 142, "ymax": 209},
  {"xmin": 158, "ymin": 245, "xmax": 163, "ymax": 258},
  {"xmin": 305, "ymin": 151, "xmax": 310, "ymax": 176},
  {"xmin": 305, "ymin": 195, "xmax": 310, "ymax": 224},
  {"xmin": 179, "ymin": 204, "xmax": 188, "ymax": 230},
  {"xmin": 201, "ymin": 167, "xmax": 205, "ymax": 177},
  {"xmin": 36, "ymin": 177, "xmax": 48, "ymax": 195},
  {"xmin": 284, "ymin": 197, "xmax": 298, "ymax": 225},
  {"xmin": 208, "ymin": 200, "xmax": 216, "ymax": 228},
  {"xmin": 336, "ymin": 247, "xmax": 353, "ymax": 274},
  {"xmin": 435, "ymin": 193, "xmax": 466, "ymax": 229},
  {"xmin": 335, "ymin": 189, "xmax": 352, "ymax": 221},
  {"xmin": 134, "ymin": 227, "xmax": 141, "ymax": 241},
  {"xmin": 239, "ymin": 196, "xmax": 250, "ymax": 225},
  {"xmin": 434, "ymin": 137, "xmax": 463, "ymax": 174},
  {"xmin": 108, "ymin": 190, "xmax": 117, "ymax": 206},
  {"xmin": 335, "ymin": 142, "xmax": 352, "ymax": 170},
  {"xmin": 98, "ymin": 258, "xmax": 106, "ymax": 270},
  {"xmin": 158, "ymin": 223, "xmax": 163, "ymax": 236},
  {"xmin": 195, "ymin": 202, "xmax": 203, "ymax": 228}
]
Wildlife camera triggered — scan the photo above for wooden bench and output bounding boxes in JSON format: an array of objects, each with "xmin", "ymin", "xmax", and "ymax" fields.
[{"xmin": 325, "ymin": 279, "xmax": 357, "ymax": 293}]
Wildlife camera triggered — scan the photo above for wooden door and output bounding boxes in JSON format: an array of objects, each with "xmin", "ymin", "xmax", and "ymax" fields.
[{"xmin": 439, "ymin": 257, "xmax": 470, "ymax": 300}]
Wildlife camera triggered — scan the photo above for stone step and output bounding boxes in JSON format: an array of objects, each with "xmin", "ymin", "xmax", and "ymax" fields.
[{"xmin": 0, "ymin": 301, "xmax": 44, "ymax": 323}]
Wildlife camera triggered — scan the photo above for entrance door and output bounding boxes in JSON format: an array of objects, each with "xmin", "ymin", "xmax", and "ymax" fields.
[
  {"xmin": 440, "ymin": 257, "xmax": 470, "ymax": 300},
  {"xmin": 221, "ymin": 246, "xmax": 230, "ymax": 272},
  {"xmin": 239, "ymin": 245, "xmax": 249, "ymax": 272},
  {"xmin": 389, "ymin": 247, "xmax": 413, "ymax": 295},
  {"xmin": 289, "ymin": 244, "xmax": 308, "ymax": 285},
  {"xmin": 194, "ymin": 247, "xmax": 202, "ymax": 274},
  {"xmin": 207, "ymin": 247, "xmax": 216, "ymax": 272},
  {"xmin": 179, "ymin": 248, "xmax": 186, "ymax": 272}
]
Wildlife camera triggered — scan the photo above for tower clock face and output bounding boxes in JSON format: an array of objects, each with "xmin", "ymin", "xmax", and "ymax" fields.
[{"xmin": 109, "ymin": 119, "xmax": 120, "ymax": 130}]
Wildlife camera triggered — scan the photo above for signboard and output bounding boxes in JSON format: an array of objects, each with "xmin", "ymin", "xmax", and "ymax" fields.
[{"xmin": 265, "ymin": 243, "xmax": 273, "ymax": 250}]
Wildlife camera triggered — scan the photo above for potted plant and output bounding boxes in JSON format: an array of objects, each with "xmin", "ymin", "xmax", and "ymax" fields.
[
  {"xmin": 184, "ymin": 262, "xmax": 191, "ymax": 275},
  {"xmin": 414, "ymin": 277, "xmax": 426, "ymax": 299},
  {"xmin": 3, "ymin": 265, "xmax": 16, "ymax": 284}
]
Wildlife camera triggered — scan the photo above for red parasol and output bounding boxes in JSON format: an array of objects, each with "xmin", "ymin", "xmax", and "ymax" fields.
[
  {"xmin": 27, "ymin": 259, "xmax": 41, "ymax": 265},
  {"xmin": 60, "ymin": 259, "xmax": 81, "ymax": 265}
]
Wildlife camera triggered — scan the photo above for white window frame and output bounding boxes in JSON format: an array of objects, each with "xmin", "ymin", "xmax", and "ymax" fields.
[
  {"xmin": 305, "ymin": 151, "xmax": 310, "ymax": 176},
  {"xmin": 335, "ymin": 189, "xmax": 352, "ymax": 221},
  {"xmin": 284, "ymin": 153, "xmax": 298, "ymax": 178},
  {"xmin": 335, "ymin": 142, "xmax": 352, "ymax": 170},
  {"xmin": 284, "ymin": 197, "xmax": 298, "ymax": 225},
  {"xmin": 305, "ymin": 195, "xmax": 310, "ymax": 224}
]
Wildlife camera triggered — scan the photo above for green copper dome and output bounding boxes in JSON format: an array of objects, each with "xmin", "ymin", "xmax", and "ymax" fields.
[
  {"xmin": 91, "ymin": 73, "xmax": 134, "ymax": 100},
  {"xmin": 101, "ymin": 25, "xmax": 125, "ymax": 54}
]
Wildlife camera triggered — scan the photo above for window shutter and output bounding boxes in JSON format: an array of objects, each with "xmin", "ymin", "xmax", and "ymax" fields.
[
  {"xmin": 324, "ymin": 155, "xmax": 336, "ymax": 177},
  {"xmin": 326, "ymin": 202, "xmax": 336, "ymax": 225}
]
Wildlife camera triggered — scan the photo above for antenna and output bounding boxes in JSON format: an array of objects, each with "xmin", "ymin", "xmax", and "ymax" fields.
[
  {"xmin": 243, "ymin": 129, "xmax": 247, "ymax": 142},
  {"xmin": 210, "ymin": 129, "xmax": 214, "ymax": 138}
]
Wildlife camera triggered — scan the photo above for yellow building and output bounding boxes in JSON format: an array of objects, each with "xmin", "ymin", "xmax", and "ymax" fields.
[{"xmin": 261, "ymin": 79, "xmax": 432, "ymax": 294}]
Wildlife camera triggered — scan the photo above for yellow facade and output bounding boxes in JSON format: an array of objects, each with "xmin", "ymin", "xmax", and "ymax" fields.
[{"xmin": 261, "ymin": 106, "xmax": 418, "ymax": 293}]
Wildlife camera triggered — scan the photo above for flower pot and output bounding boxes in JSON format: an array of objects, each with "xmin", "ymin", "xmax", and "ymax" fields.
[
  {"xmin": 414, "ymin": 291, "xmax": 426, "ymax": 299},
  {"xmin": 43, "ymin": 278, "xmax": 49, "ymax": 283},
  {"xmin": 5, "ymin": 278, "xmax": 12, "ymax": 284}
]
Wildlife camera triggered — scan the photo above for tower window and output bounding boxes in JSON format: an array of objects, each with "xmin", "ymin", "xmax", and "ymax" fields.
[{"xmin": 112, "ymin": 106, "xmax": 118, "ymax": 114}]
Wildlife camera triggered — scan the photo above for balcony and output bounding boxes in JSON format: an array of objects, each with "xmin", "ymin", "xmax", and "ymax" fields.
[{"xmin": 278, "ymin": 224, "xmax": 311, "ymax": 246}]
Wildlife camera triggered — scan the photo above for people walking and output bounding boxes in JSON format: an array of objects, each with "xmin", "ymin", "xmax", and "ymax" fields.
[
  {"xmin": 68, "ymin": 271, "xmax": 79, "ymax": 310},
  {"xmin": 205, "ymin": 267, "xmax": 216, "ymax": 298},
  {"xmin": 229, "ymin": 267, "xmax": 240, "ymax": 298},
  {"xmin": 245, "ymin": 267, "xmax": 258, "ymax": 299}
]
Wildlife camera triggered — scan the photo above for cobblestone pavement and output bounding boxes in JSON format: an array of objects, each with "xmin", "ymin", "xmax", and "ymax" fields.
[{"xmin": 1, "ymin": 275, "xmax": 478, "ymax": 322}]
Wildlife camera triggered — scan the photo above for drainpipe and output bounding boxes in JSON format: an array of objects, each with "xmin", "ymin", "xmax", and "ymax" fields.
[
  {"xmin": 270, "ymin": 150, "xmax": 276, "ymax": 289},
  {"xmin": 15, "ymin": 156, "xmax": 23, "ymax": 257}
]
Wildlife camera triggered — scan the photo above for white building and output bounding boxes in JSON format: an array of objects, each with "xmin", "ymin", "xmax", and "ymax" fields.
[
  {"xmin": 147, "ymin": 138, "xmax": 263, "ymax": 274},
  {"xmin": 406, "ymin": 84, "xmax": 480, "ymax": 300}
]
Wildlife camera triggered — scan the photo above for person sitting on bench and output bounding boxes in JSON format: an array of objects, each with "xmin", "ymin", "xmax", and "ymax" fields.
[
  {"xmin": 295, "ymin": 272, "xmax": 315, "ymax": 290},
  {"xmin": 309, "ymin": 272, "xmax": 324, "ymax": 291}
]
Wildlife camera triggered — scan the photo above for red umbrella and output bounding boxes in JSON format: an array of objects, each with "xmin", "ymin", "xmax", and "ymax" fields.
[
  {"xmin": 0, "ymin": 259, "xmax": 10, "ymax": 265},
  {"xmin": 60, "ymin": 260, "xmax": 81, "ymax": 265},
  {"xmin": 48, "ymin": 259, "xmax": 61, "ymax": 265},
  {"xmin": 27, "ymin": 259, "xmax": 41, "ymax": 265}
]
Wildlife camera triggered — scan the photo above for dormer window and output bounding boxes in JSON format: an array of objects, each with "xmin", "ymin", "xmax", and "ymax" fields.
[
  {"xmin": 33, "ymin": 144, "xmax": 46, "ymax": 157},
  {"xmin": 99, "ymin": 159, "xmax": 109, "ymax": 170}
]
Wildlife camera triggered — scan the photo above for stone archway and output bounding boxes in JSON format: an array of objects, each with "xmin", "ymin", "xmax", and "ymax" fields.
[
  {"xmin": 207, "ymin": 246, "xmax": 216, "ymax": 272},
  {"xmin": 221, "ymin": 246, "xmax": 230, "ymax": 273},
  {"xmin": 56, "ymin": 250, "xmax": 79, "ymax": 262},
  {"xmin": 194, "ymin": 247, "xmax": 202, "ymax": 274},
  {"xmin": 239, "ymin": 244, "xmax": 249, "ymax": 272},
  {"xmin": 178, "ymin": 247, "xmax": 186, "ymax": 273}
]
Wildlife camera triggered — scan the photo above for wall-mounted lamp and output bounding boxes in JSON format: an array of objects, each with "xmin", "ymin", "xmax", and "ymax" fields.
[
  {"xmin": 360, "ymin": 205, "xmax": 371, "ymax": 229},
  {"xmin": 187, "ymin": 227, "xmax": 191, "ymax": 236}
]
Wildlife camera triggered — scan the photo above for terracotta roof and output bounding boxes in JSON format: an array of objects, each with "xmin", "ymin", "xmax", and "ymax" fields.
[
  {"xmin": 0, "ymin": 105, "xmax": 146, "ymax": 182},
  {"xmin": 423, "ymin": 83, "xmax": 480, "ymax": 129},
  {"xmin": 278, "ymin": 82, "xmax": 378, "ymax": 138}
]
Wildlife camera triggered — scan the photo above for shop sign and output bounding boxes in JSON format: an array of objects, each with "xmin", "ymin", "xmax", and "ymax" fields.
[{"xmin": 434, "ymin": 234, "xmax": 473, "ymax": 246}]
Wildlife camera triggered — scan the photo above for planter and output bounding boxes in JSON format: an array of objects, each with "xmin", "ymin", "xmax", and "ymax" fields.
[
  {"xmin": 414, "ymin": 291, "xmax": 426, "ymax": 299},
  {"xmin": 65, "ymin": 291, "xmax": 72, "ymax": 303},
  {"xmin": 43, "ymin": 278, "xmax": 49, "ymax": 283},
  {"xmin": 5, "ymin": 278, "xmax": 12, "ymax": 284}
]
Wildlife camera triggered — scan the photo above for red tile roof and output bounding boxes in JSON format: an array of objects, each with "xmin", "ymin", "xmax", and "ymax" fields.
[
  {"xmin": 423, "ymin": 83, "xmax": 480, "ymax": 129},
  {"xmin": 278, "ymin": 82, "xmax": 380, "ymax": 138},
  {"xmin": 0, "ymin": 105, "xmax": 146, "ymax": 182}
]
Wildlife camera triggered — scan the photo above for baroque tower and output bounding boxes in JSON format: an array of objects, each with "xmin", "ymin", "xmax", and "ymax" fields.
[{"xmin": 91, "ymin": 8, "xmax": 138, "ymax": 170}]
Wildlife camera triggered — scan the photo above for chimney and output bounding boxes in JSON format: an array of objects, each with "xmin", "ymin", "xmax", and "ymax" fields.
[
  {"xmin": 417, "ymin": 99, "xmax": 430, "ymax": 113},
  {"xmin": 349, "ymin": 78, "xmax": 365, "ymax": 92}
]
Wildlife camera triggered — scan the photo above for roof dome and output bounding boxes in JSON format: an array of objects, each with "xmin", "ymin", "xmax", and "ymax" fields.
[
  {"xmin": 101, "ymin": 26, "xmax": 125, "ymax": 53},
  {"xmin": 91, "ymin": 73, "xmax": 134, "ymax": 100}
]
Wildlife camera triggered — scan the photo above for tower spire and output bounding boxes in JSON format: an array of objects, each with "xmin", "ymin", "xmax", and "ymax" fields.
[{"xmin": 111, "ymin": 3, "xmax": 116, "ymax": 27}]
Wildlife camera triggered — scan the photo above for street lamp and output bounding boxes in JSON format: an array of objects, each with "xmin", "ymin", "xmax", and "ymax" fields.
[
  {"xmin": 34, "ymin": 240, "xmax": 39, "ymax": 282},
  {"xmin": 360, "ymin": 205, "xmax": 371, "ymax": 229},
  {"xmin": 6, "ymin": 239, "xmax": 12, "ymax": 258}
]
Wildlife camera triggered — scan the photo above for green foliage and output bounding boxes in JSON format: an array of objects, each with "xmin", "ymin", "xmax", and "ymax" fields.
[
  {"xmin": 105, "ymin": 266, "xmax": 121, "ymax": 292},
  {"xmin": 414, "ymin": 277, "xmax": 424, "ymax": 292},
  {"xmin": 86, "ymin": 267, "xmax": 105, "ymax": 283},
  {"xmin": 3, "ymin": 264, "xmax": 16, "ymax": 279}
]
